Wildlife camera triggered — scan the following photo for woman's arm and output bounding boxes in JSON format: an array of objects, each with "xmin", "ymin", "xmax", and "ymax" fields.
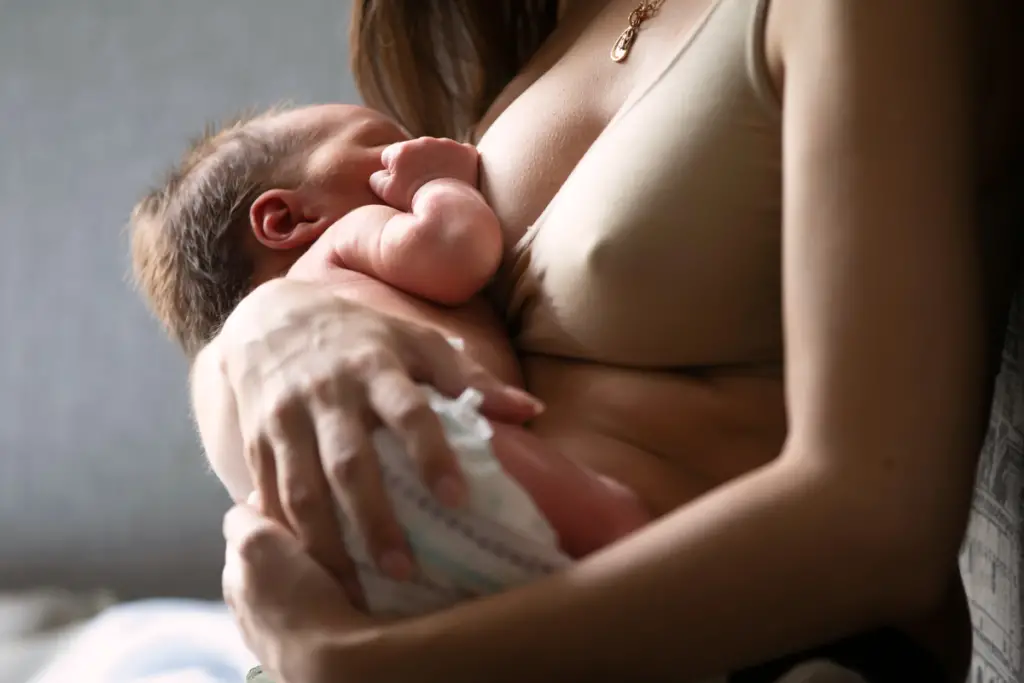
[{"xmin": 318, "ymin": 1, "xmax": 988, "ymax": 680}]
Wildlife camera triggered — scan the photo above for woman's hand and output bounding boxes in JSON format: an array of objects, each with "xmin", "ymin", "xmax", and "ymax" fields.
[
  {"xmin": 222, "ymin": 499, "xmax": 381, "ymax": 683},
  {"xmin": 202, "ymin": 277, "xmax": 541, "ymax": 601}
]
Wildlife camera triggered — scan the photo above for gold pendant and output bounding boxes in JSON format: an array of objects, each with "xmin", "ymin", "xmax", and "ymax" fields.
[{"xmin": 610, "ymin": 25, "xmax": 638, "ymax": 62}]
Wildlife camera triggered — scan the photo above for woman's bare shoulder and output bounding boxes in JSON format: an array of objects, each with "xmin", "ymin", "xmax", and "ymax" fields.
[{"xmin": 762, "ymin": 0, "xmax": 1023, "ymax": 176}]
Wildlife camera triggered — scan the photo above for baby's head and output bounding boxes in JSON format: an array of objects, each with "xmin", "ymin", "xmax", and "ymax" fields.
[{"xmin": 130, "ymin": 104, "xmax": 407, "ymax": 357}]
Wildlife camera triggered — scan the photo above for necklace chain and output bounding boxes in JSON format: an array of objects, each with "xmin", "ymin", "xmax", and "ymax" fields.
[
  {"xmin": 630, "ymin": 0, "xmax": 666, "ymax": 27},
  {"xmin": 612, "ymin": 0, "xmax": 667, "ymax": 63}
]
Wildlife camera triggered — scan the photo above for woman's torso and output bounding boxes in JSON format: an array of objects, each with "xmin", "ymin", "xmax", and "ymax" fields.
[
  {"xmin": 474, "ymin": 0, "xmax": 1020, "ymax": 675},
  {"xmin": 479, "ymin": 0, "xmax": 786, "ymax": 521}
]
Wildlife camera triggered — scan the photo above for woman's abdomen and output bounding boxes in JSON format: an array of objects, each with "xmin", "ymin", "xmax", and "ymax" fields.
[{"xmin": 520, "ymin": 355, "xmax": 789, "ymax": 517}]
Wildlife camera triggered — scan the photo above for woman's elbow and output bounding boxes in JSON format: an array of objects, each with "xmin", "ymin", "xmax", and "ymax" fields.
[
  {"xmin": 868, "ymin": 505, "xmax": 967, "ymax": 618},
  {"xmin": 793, "ymin": 449, "xmax": 974, "ymax": 618}
]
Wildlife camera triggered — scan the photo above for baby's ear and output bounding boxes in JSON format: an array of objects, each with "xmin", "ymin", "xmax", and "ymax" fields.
[{"xmin": 250, "ymin": 189, "xmax": 326, "ymax": 251}]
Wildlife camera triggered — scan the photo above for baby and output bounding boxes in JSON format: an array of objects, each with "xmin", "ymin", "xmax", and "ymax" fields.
[{"xmin": 130, "ymin": 103, "xmax": 650, "ymax": 616}]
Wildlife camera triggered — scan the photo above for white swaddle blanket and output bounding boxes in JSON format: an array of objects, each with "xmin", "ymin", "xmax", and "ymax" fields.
[
  {"xmin": 342, "ymin": 385, "xmax": 573, "ymax": 617},
  {"xmin": 247, "ymin": 437, "xmax": 571, "ymax": 683}
]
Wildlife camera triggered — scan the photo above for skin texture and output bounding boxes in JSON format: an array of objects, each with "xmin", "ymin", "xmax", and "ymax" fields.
[
  {"xmin": 206, "ymin": 107, "xmax": 652, "ymax": 573},
  {"xmin": 248, "ymin": 105, "xmax": 502, "ymax": 304},
  {"xmin": 332, "ymin": 137, "xmax": 503, "ymax": 305},
  {"xmin": 206, "ymin": 274, "xmax": 654, "ymax": 565},
  {"xmin": 209, "ymin": 0, "xmax": 1024, "ymax": 681}
]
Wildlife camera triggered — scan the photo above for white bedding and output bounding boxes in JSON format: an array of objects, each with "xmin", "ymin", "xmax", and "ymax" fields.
[
  {"xmin": 24, "ymin": 599, "xmax": 255, "ymax": 683},
  {"xmin": 0, "ymin": 589, "xmax": 115, "ymax": 683}
]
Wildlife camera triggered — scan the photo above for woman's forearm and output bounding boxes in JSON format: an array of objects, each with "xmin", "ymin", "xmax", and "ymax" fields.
[{"xmin": 351, "ymin": 454, "xmax": 954, "ymax": 682}]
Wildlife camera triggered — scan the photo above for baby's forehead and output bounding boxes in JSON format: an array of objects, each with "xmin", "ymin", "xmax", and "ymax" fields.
[{"xmin": 265, "ymin": 104, "xmax": 400, "ymax": 141}]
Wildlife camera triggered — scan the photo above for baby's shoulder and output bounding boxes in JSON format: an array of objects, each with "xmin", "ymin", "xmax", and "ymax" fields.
[{"xmin": 287, "ymin": 266, "xmax": 426, "ymax": 321}]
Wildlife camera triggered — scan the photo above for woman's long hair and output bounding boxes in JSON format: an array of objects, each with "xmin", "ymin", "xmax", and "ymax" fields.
[{"xmin": 350, "ymin": 1, "xmax": 558, "ymax": 141}]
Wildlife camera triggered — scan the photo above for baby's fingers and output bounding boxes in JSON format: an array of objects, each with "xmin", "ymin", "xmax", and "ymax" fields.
[{"xmin": 368, "ymin": 169, "xmax": 402, "ymax": 210}]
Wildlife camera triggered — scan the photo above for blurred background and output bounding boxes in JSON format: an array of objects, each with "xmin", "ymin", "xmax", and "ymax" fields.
[
  {"xmin": 0, "ymin": 0, "xmax": 358, "ymax": 600},
  {"xmin": 1, "ymin": 2, "xmax": 1021, "ymax": 683}
]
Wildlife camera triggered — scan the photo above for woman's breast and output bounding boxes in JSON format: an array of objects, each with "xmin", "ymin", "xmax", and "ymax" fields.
[{"xmin": 493, "ymin": 27, "xmax": 785, "ymax": 370}]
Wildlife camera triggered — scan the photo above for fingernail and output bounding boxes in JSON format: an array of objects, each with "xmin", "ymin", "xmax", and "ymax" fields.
[
  {"xmin": 434, "ymin": 476, "xmax": 466, "ymax": 508},
  {"xmin": 380, "ymin": 550, "xmax": 414, "ymax": 581},
  {"xmin": 505, "ymin": 387, "xmax": 545, "ymax": 414},
  {"xmin": 369, "ymin": 170, "xmax": 390, "ymax": 193}
]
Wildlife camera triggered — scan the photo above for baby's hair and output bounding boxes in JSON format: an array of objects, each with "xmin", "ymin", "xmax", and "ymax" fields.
[{"xmin": 129, "ymin": 104, "xmax": 315, "ymax": 358}]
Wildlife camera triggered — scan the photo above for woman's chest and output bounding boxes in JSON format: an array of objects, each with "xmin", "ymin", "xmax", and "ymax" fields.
[{"xmin": 481, "ymin": 0, "xmax": 784, "ymax": 368}]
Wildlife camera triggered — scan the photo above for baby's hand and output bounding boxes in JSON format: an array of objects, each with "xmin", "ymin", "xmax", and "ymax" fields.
[{"xmin": 370, "ymin": 137, "xmax": 480, "ymax": 212}]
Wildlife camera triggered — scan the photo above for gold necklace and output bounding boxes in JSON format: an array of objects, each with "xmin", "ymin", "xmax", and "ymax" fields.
[{"xmin": 611, "ymin": 0, "xmax": 667, "ymax": 63}]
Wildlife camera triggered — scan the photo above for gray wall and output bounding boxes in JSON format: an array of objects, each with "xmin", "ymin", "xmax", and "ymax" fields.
[{"xmin": 0, "ymin": 0, "xmax": 358, "ymax": 598}]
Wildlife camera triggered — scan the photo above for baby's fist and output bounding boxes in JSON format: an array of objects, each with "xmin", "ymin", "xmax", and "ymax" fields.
[{"xmin": 370, "ymin": 137, "xmax": 480, "ymax": 211}]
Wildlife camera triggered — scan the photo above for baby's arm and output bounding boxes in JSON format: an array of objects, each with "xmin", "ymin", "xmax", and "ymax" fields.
[{"xmin": 316, "ymin": 138, "xmax": 502, "ymax": 305}]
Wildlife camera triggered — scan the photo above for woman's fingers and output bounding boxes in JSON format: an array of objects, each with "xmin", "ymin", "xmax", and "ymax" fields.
[
  {"xmin": 469, "ymin": 372, "xmax": 546, "ymax": 424},
  {"xmin": 222, "ymin": 503, "xmax": 351, "ymax": 628},
  {"xmin": 264, "ymin": 403, "xmax": 362, "ymax": 600},
  {"xmin": 222, "ymin": 502, "xmax": 375, "ymax": 683},
  {"xmin": 217, "ymin": 285, "xmax": 546, "ymax": 599},
  {"xmin": 245, "ymin": 435, "xmax": 287, "ymax": 525},
  {"xmin": 367, "ymin": 368, "xmax": 466, "ymax": 508},
  {"xmin": 411, "ymin": 328, "xmax": 544, "ymax": 423},
  {"xmin": 314, "ymin": 390, "xmax": 413, "ymax": 582},
  {"xmin": 222, "ymin": 504, "xmax": 298, "ymax": 615}
]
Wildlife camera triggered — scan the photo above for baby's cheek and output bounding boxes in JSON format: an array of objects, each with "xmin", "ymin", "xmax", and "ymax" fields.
[{"xmin": 488, "ymin": 423, "xmax": 653, "ymax": 558}]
